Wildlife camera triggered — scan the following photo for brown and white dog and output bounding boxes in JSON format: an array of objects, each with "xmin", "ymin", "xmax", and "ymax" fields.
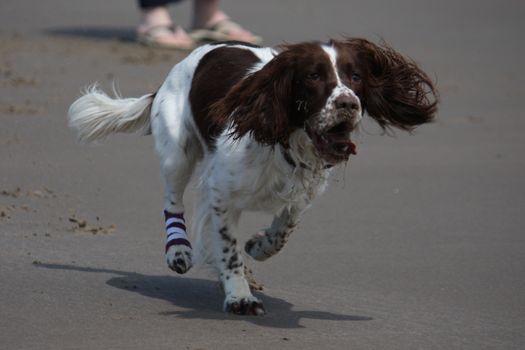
[{"xmin": 68, "ymin": 39, "xmax": 437, "ymax": 315}]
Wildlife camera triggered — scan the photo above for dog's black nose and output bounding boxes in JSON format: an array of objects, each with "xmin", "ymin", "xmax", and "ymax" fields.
[{"xmin": 335, "ymin": 94, "xmax": 360, "ymax": 112}]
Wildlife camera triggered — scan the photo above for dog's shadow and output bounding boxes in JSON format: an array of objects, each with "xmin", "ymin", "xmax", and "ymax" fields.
[{"xmin": 36, "ymin": 263, "xmax": 372, "ymax": 328}]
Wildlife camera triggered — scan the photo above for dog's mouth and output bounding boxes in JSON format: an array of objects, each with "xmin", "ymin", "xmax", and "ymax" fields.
[{"xmin": 308, "ymin": 121, "xmax": 357, "ymax": 164}]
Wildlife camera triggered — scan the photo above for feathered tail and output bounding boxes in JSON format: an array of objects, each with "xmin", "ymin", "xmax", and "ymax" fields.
[{"xmin": 68, "ymin": 85, "xmax": 155, "ymax": 143}]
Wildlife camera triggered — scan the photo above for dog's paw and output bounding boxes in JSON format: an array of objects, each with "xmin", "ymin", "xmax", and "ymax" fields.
[
  {"xmin": 244, "ymin": 265, "xmax": 264, "ymax": 292},
  {"xmin": 224, "ymin": 295, "xmax": 266, "ymax": 316},
  {"xmin": 166, "ymin": 245, "xmax": 192, "ymax": 274},
  {"xmin": 244, "ymin": 231, "xmax": 275, "ymax": 261}
]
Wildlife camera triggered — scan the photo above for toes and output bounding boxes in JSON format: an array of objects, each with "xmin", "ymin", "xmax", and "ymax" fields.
[
  {"xmin": 169, "ymin": 257, "xmax": 189, "ymax": 274},
  {"xmin": 244, "ymin": 238, "xmax": 256, "ymax": 255},
  {"xmin": 244, "ymin": 238, "xmax": 264, "ymax": 260},
  {"xmin": 225, "ymin": 298, "xmax": 266, "ymax": 316},
  {"xmin": 250, "ymin": 302, "xmax": 266, "ymax": 316},
  {"xmin": 245, "ymin": 233, "xmax": 275, "ymax": 261},
  {"xmin": 166, "ymin": 247, "xmax": 192, "ymax": 274}
]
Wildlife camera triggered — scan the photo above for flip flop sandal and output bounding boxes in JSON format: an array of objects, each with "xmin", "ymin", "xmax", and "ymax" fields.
[
  {"xmin": 189, "ymin": 19, "xmax": 263, "ymax": 45},
  {"xmin": 137, "ymin": 25, "xmax": 196, "ymax": 50}
]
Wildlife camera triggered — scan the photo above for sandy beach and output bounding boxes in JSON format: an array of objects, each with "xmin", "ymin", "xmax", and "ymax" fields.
[{"xmin": 1, "ymin": 0, "xmax": 524, "ymax": 349}]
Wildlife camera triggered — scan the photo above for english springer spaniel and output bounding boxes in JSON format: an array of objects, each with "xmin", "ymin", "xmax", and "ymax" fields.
[{"xmin": 68, "ymin": 38, "xmax": 438, "ymax": 315}]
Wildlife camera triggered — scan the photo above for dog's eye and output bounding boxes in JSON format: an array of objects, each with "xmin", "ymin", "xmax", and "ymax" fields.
[
  {"xmin": 306, "ymin": 73, "xmax": 320, "ymax": 81},
  {"xmin": 351, "ymin": 73, "xmax": 362, "ymax": 83}
]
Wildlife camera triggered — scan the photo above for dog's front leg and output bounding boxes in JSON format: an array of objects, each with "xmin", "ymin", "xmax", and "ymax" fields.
[
  {"xmin": 245, "ymin": 204, "xmax": 306, "ymax": 261},
  {"xmin": 211, "ymin": 205, "xmax": 266, "ymax": 315}
]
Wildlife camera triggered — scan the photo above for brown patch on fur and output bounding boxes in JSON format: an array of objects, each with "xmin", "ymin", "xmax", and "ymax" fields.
[
  {"xmin": 210, "ymin": 42, "xmax": 337, "ymax": 146},
  {"xmin": 189, "ymin": 47, "xmax": 260, "ymax": 148}
]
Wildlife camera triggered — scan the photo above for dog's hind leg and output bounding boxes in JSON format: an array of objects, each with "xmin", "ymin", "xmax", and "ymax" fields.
[
  {"xmin": 244, "ymin": 264, "xmax": 264, "ymax": 292},
  {"xmin": 152, "ymin": 94, "xmax": 202, "ymax": 274}
]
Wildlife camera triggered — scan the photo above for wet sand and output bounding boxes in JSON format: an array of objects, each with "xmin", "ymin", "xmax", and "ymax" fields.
[{"xmin": 1, "ymin": 0, "xmax": 524, "ymax": 349}]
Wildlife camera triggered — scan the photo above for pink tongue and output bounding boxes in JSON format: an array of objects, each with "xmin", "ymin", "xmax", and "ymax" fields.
[
  {"xmin": 350, "ymin": 141, "xmax": 357, "ymax": 155},
  {"xmin": 336, "ymin": 139, "xmax": 357, "ymax": 155}
]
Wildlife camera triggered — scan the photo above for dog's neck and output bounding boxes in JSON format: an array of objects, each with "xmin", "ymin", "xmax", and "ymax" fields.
[{"xmin": 282, "ymin": 129, "xmax": 333, "ymax": 172}]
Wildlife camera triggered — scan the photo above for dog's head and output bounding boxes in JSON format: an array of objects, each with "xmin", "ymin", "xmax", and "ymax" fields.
[{"xmin": 212, "ymin": 38, "xmax": 438, "ymax": 164}]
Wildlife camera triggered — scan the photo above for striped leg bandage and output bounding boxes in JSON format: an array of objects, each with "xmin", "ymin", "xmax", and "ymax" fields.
[{"xmin": 164, "ymin": 210, "xmax": 191, "ymax": 253}]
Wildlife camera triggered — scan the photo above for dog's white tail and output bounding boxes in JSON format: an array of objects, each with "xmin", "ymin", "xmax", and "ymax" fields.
[{"xmin": 68, "ymin": 85, "xmax": 155, "ymax": 143}]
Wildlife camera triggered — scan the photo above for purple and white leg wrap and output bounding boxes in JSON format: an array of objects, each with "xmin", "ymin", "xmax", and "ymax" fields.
[{"xmin": 164, "ymin": 210, "xmax": 191, "ymax": 253}]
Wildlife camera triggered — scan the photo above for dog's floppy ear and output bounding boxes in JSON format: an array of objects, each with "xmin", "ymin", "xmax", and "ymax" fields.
[
  {"xmin": 210, "ymin": 48, "xmax": 296, "ymax": 146},
  {"xmin": 345, "ymin": 38, "xmax": 438, "ymax": 131}
]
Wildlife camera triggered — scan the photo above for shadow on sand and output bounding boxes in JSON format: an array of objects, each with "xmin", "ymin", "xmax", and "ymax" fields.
[
  {"xmin": 44, "ymin": 26, "xmax": 136, "ymax": 42},
  {"xmin": 36, "ymin": 263, "xmax": 373, "ymax": 328}
]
